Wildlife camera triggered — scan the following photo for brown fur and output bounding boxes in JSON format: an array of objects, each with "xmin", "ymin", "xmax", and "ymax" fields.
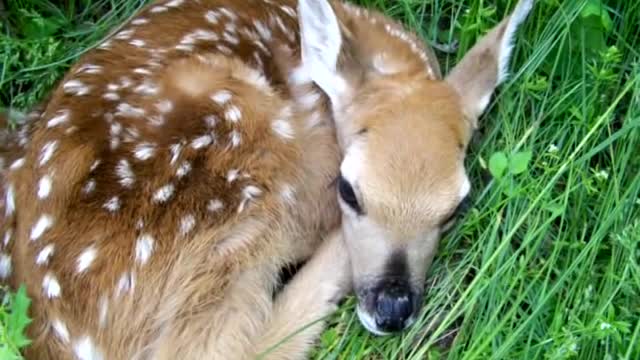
[{"xmin": 0, "ymin": 0, "xmax": 533, "ymax": 357}]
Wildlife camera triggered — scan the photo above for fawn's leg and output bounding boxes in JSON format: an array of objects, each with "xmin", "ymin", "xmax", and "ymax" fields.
[{"xmin": 251, "ymin": 230, "xmax": 352, "ymax": 360}]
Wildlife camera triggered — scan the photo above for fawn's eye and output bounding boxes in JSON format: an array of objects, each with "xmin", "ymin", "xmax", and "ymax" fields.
[{"xmin": 338, "ymin": 175, "xmax": 362, "ymax": 214}]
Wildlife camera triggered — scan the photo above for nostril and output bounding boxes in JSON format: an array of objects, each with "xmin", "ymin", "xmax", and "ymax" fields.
[{"xmin": 374, "ymin": 287, "xmax": 413, "ymax": 332}]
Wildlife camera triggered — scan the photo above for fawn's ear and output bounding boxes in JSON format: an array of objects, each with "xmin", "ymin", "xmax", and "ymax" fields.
[
  {"xmin": 298, "ymin": 0, "xmax": 349, "ymax": 109},
  {"xmin": 446, "ymin": 0, "xmax": 534, "ymax": 126}
]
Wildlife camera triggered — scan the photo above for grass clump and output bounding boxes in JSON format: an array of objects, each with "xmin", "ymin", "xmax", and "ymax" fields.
[{"xmin": 1, "ymin": 0, "xmax": 638, "ymax": 359}]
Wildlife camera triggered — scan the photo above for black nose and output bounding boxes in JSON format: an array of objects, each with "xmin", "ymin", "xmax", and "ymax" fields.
[{"xmin": 374, "ymin": 285, "xmax": 414, "ymax": 333}]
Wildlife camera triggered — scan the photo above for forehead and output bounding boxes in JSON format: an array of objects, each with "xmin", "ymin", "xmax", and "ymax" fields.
[{"xmin": 342, "ymin": 80, "xmax": 468, "ymax": 231}]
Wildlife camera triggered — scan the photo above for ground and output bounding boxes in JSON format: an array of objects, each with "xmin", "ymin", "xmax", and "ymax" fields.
[{"xmin": 1, "ymin": 0, "xmax": 639, "ymax": 359}]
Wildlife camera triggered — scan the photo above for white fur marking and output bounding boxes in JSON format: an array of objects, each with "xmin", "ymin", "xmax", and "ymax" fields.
[
  {"xmin": 224, "ymin": 105, "xmax": 242, "ymax": 123},
  {"xmin": 43, "ymin": 272, "xmax": 61, "ymax": 298},
  {"xmin": 10, "ymin": 158, "xmax": 25, "ymax": 170},
  {"xmin": 76, "ymin": 246, "xmax": 97, "ymax": 273},
  {"xmin": 47, "ymin": 110, "xmax": 70, "ymax": 128},
  {"xmin": 38, "ymin": 175, "xmax": 53, "ymax": 199},
  {"xmin": 179, "ymin": 214, "xmax": 196, "ymax": 236},
  {"xmin": 116, "ymin": 159, "xmax": 135, "ymax": 188},
  {"xmin": 134, "ymin": 142, "xmax": 156, "ymax": 160},
  {"xmin": 52, "ymin": 319, "xmax": 70, "ymax": 343},
  {"xmin": 31, "ymin": 215, "xmax": 54, "ymax": 241},
  {"xmin": 73, "ymin": 336, "xmax": 104, "ymax": 360},
  {"xmin": 36, "ymin": 244, "xmax": 55, "ymax": 266},
  {"xmin": 135, "ymin": 234, "xmax": 155, "ymax": 265},
  {"xmin": 5, "ymin": 184, "xmax": 15, "ymax": 216},
  {"xmin": 211, "ymin": 90, "xmax": 232, "ymax": 105},
  {"xmin": 271, "ymin": 119, "xmax": 295, "ymax": 139},
  {"xmin": 153, "ymin": 184, "xmax": 175, "ymax": 203},
  {"xmin": 0, "ymin": 253, "xmax": 11, "ymax": 279},
  {"xmin": 207, "ymin": 199, "xmax": 224, "ymax": 212},
  {"xmin": 63, "ymin": 80, "xmax": 91, "ymax": 96},
  {"xmin": 191, "ymin": 134, "xmax": 213, "ymax": 149},
  {"xmin": 39, "ymin": 140, "xmax": 59, "ymax": 166},
  {"xmin": 176, "ymin": 161, "xmax": 192, "ymax": 178},
  {"xmin": 103, "ymin": 197, "xmax": 121, "ymax": 212}
]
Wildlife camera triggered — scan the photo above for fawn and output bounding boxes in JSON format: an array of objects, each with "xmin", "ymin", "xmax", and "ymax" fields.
[{"xmin": 0, "ymin": 0, "xmax": 533, "ymax": 358}]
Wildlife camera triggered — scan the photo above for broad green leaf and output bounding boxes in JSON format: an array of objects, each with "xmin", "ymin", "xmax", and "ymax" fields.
[
  {"xmin": 509, "ymin": 151, "xmax": 533, "ymax": 174},
  {"xmin": 6, "ymin": 284, "xmax": 32, "ymax": 349},
  {"xmin": 489, "ymin": 152, "xmax": 508, "ymax": 179}
]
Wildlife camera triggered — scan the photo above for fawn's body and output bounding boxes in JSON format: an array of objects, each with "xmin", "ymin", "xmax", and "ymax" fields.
[{"xmin": 1, "ymin": 0, "xmax": 533, "ymax": 358}]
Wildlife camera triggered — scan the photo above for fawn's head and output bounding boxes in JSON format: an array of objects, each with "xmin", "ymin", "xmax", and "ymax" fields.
[{"xmin": 296, "ymin": 0, "xmax": 533, "ymax": 335}]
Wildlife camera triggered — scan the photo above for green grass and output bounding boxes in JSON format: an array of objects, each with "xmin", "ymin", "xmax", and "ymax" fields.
[{"xmin": 1, "ymin": 0, "xmax": 639, "ymax": 359}]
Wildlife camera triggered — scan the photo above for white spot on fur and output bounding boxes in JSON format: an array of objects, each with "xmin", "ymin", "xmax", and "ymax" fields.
[
  {"xmin": 3, "ymin": 230, "xmax": 12, "ymax": 246},
  {"xmin": 90, "ymin": 160, "xmax": 101, "ymax": 172},
  {"xmin": 73, "ymin": 336, "xmax": 104, "ymax": 360},
  {"xmin": 36, "ymin": 244, "xmax": 55, "ymax": 266},
  {"xmin": 153, "ymin": 184, "xmax": 175, "ymax": 203},
  {"xmin": 131, "ymin": 18, "xmax": 149, "ymax": 25},
  {"xmin": 279, "ymin": 5, "xmax": 297, "ymax": 18},
  {"xmin": 165, "ymin": 0, "xmax": 184, "ymax": 7},
  {"xmin": 134, "ymin": 142, "xmax": 156, "ymax": 161},
  {"xmin": 10, "ymin": 158, "xmax": 25, "ymax": 170},
  {"xmin": 103, "ymin": 197, "xmax": 121, "ymax": 212},
  {"xmin": 211, "ymin": 90, "xmax": 232, "ymax": 105},
  {"xmin": 63, "ymin": 80, "xmax": 91, "ymax": 96},
  {"xmin": 133, "ymin": 67, "xmax": 153, "ymax": 76},
  {"xmin": 176, "ymin": 161, "xmax": 192, "ymax": 178},
  {"xmin": 115, "ymin": 272, "xmax": 135, "ymax": 298},
  {"xmin": 229, "ymin": 130, "xmax": 242, "ymax": 148},
  {"xmin": 103, "ymin": 92, "xmax": 120, "ymax": 101},
  {"xmin": 271, "ymin": 119, "xmax": 295, "ymax": 139},
  {"xmin": 43, "ymin": 272, "xmax": 61, "ymax": 298},
  {"xmin": 135, "ymin": 234, "xmax": 154, "ymax": 265},
  {"xmin": 40, "ymin": 140, "xmax": 59, "ymax": 166},
  {"xmin": 0, "ymin": 253, "xmax": 11, "ymax": 279},
  {"xmin": 224, "ymin": 105, "xmax": 242, "ymax": 123},
  {"xmin": 205, "ymin": 10, "xmax": 220, "ymax": 24},
  {"xmin": 191, "ymin": 134, "xmax": 213, "ymax": 149},
  {"xmin": 179, "ymin": 214, "xmax": 196, "ymax": 236},
  {"xmin": 204, "ymin": 115, "xmax": 218, "ymax": 127},
  {"xmin": 254, "ymin": 20, "xmax": 271, "ymax": 41},
  {"xmin": 207, "ymin": 199, "xmax": 224, "ymax": 212},
  {"xmin": 219, "ymin": 7, "xmax": 238, "ymax": 21},
  {"xmin": 116, "ymin": 103, "xmax": 145, "ymax": 118},
  {"xmin": 134, "ymin": 81, "xmax": 158, "ymax": 96},
  {"xmin": 280, "ymin": 184, "xmax": 296, "ymax": 204},
  {"xmin": 98, "ymin": 296, "xmax": 109, "ymax": 328},
  {"xmin": 238, "ymin": 185, "xmax": 262, "ymax": 213},
  {"xmin": 227, "ymin": 169, "xmax": 240, "ymax": 183},
  {"xmin": 129, "ymin": 39, "xmax": 146, "ymax": 47},
  {"xmin": 155, "ymin": 99, "xmax": 173, "ymax": 113},
  {"xmin": 47, "ymin": 110, "xmax": 70, "ymax": 128},
  {"xmin": 169, "ymin": 143, "xmax": 182, "ymax": 165},
  {"xmin": 116, "ymin": 159, "xmax": 135, "ymax": 188},
  {"xmin": 83, "ymin": 179, "xmax": 96, "ymax": 194},
  {"xmin": 38, "ymin": 175, "xmax": 53, "ymax": 199},
  {"xmin": 31, "ymin": 215, "xmax": 54, "ymax": 241},
  {"xmin": 115, "ymin": 29, "xmax": 134, "ymax": 40},
  {"xmin": 5, "ymin": 184, "xmax": 15, "ymax": 216},
  {"xmin": 76, "ymin": 246, "xmax": 97, "ymax": 273},
  {"xmin": 150, "ymin": 5, "xmax": 168, "ymax": 13},
  {"xmin": 75, "ymin": 64, "xmax": 103, "ymax": 74},
  {"xmin": 52, "ymin": 319, "xmax": 70, "ymax": 343},
  {"xmin": 175, "ymin": 44, "xmax": 194, "ymax": 52}
]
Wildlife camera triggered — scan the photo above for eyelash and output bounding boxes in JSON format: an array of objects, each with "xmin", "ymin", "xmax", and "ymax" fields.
[{"xmin": 337, "ymin": 175, "xmax": 362, "ymax": 214}]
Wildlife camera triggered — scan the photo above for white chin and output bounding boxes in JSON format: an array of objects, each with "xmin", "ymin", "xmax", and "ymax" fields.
[{"xmin": 356, "ymin": 305, "xmax": 391, "ymax": 336}]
